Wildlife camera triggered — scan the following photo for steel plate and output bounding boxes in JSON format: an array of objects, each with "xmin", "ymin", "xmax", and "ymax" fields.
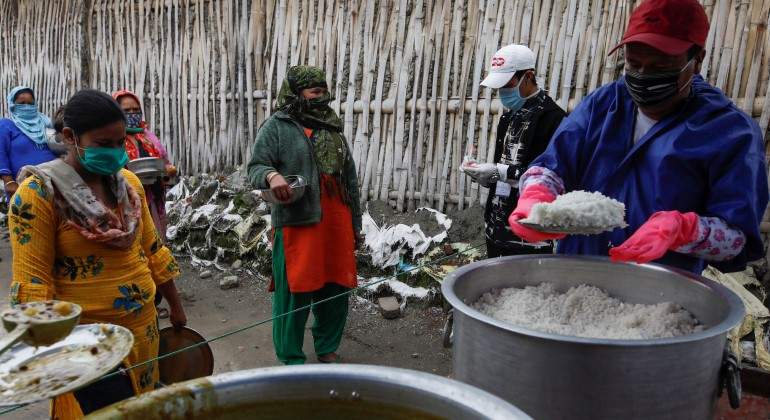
[{"xmin": 0, "ymin": 324, "xmax": 134, "ymax": 406}]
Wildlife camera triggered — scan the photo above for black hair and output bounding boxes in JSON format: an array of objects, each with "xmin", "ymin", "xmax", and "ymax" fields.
[
  {"xmin": 12, "ymin": 88, "xmax": 33, "ymax": 102},
  {"xmin": 687, "ymin": 45, "xmax": 703, "ymax": 61},
  {"xmin": 52, "ymin": 106, "xmax": 65, "ymax": 134},
  {"xmin": 514, "ymin": 68, "xmax": 536, "ymax": 85},
  {"xmin": 63, "ymin": 89, "xmax": 125, "ymax": 136}
]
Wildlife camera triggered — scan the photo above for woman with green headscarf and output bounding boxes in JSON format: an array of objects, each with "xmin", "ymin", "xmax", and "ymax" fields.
[{"xmin": 248, "ymin": 65, "xmax": 361, "ymax": 365}]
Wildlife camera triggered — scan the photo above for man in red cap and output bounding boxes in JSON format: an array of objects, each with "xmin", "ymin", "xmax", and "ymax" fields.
[{"xmin": 507, "ymin": 0, "xmax": 768, "ymax": 274}]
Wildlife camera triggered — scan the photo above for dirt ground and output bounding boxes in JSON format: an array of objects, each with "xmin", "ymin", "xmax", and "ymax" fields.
[{"xmin": 0, "ymin": 237, "xmax": 452, "ymax": 419}]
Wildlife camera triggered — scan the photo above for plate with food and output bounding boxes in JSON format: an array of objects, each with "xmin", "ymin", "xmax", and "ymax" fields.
[
  {"xmin": 0, "ymin": 323, "xmax": 134, "ymax": 406},
  {"xmin": 519, "ymin": 190, "xmax": 627, "ymax": 235},
  {"xmin": 0, "ymin": 301, "xmax": 82, "ymax": 355}
]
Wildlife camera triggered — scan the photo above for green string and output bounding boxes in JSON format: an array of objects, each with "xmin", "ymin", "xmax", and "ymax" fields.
[{"xmin": 0, "ymin": 242, "xmax": 484, "ymax": 416}]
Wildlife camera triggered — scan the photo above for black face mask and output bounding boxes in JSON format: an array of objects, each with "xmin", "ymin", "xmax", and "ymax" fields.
[
  {"xmin": 298, "ymin": 93, "xmax": 332, "ymax": 111},
  {"xmin": 624, "ymin": 59, "xmax": 694, "ymax": 107}
]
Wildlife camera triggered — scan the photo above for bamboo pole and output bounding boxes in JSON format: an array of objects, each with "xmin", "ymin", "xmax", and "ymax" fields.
[
  {"xmin": 361, "ymin": 0, "xmax": 395, "ymax": 203},
  {"xmin": 715, "ymin": 0, "xmax": 737, "ymax": 91},
  {"xmin": 454, "ymin": 0, "xmax": 481, "ymax": 210},
  {"xmin": 382, "ymin": 0, "xmax": 410, "ymax": 202},
  {"xmin": 458, "ymin": 0, "xmax": 494, "ymax": 208},
  {"xmin": 416, "ymin": 0, "xmax": 442, "ymax": 208},
  {"xmin": 396, "ymin": 0, "xmax": 426, "ymax": 210},
  {"xmin": 558, "ymin": 0, "xmax": 586, "ymax": 110},
  {"xmin": 549, "ymin": 0, "xmax": 576, "ymax": 102},
  {"xmin": 433, "ymin": 0, "xmax": 459, "ymax": 212},
  {"xmin": 352, "ymin": 0, "xmax": 377, "ymax": 180},
  {"xmin": 749, "ymin": 0, "xmax": 770, "ymax": 131},
  {"xmin": 0, "ymin": 0, "xmax": 768, "ymax": 212},
  {"xmin": 729, "ymin": 0, "xmax": 750, "ymax": 98}
]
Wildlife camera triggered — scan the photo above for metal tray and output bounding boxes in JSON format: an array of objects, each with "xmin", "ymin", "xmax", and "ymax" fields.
[
  {"xmin": 126, "ymin": 157, "xmax": 165, "ymax": 173},
  {"xmin": 518, "ymin": 219, "xmax": 625, "ymax": 235},
  {"xmin": 0, "ymin": 323, "xmax": 134, "ymax": 406}
]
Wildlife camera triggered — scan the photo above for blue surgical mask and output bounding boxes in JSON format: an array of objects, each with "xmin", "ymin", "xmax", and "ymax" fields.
[{"xmin": 499, "ymin": 83, "xmax": 525, "ymax": 112}]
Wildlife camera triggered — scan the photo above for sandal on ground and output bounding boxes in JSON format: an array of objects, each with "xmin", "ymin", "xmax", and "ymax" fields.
[
  {"xmin": 317, "ymin": 353, "xmax": 341, "ymax": 364},
  {"xmin": 157, "ymin": 307, "xmax": 170, "ymax": 319}
]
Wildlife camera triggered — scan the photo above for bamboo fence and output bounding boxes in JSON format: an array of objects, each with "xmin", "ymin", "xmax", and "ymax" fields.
[{"xmin": 1, "ymin": 0, "xmax": 769, "ymax": 212}]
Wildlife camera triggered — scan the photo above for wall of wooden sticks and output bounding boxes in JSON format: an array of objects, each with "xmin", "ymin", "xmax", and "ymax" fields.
[{"xmin": 1, "ymin": 0, "xmax": 768, "ymax": 211}]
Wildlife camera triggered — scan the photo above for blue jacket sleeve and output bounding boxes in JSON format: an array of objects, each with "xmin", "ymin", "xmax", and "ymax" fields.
[
  {"xmin": 704, "ymin": 118, "xmax": 769, "ymax": 272},
  {"xmin": 529, "ymin": 93, "xmax": 594, "ymax": 191},
  {"xmin": 0, "ymin": 120, "xmax": 13, "ymax": 177}
]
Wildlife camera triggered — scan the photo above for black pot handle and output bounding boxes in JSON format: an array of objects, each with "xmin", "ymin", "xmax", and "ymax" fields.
[
  {"xmin": 442, "ymin": 309, "xmax": 454, "ymax": 349},
  {"xmin": 719, "ymin": 347, "xmax": 741, "ymax": 409}
]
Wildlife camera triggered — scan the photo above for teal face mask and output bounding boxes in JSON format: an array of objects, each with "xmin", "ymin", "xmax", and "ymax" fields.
[{"xmin": 75, "ymin": 137, "xmax": 129, "ymax": 176}]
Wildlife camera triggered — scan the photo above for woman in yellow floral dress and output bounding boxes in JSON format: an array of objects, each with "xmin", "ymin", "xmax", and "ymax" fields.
[{"xmin": 8, "ymin": 90, "xmax": 186, "ymax": 418}]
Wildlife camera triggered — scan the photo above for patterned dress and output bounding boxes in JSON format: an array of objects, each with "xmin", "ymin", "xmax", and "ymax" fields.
[
  {"xmin": 8, "ymin": 169, "xmax": 180, "ymax": 418},
  {"xmin": 124, "ymin": 127, "xmax": 170, "ymax": 242}
]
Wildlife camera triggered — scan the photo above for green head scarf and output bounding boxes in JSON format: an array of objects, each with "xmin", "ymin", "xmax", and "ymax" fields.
[
  {"xmin": 276, "ymin": 66, "xmax": 353, "ymax": 204},
  {"xmin": 276, "ymin": 66, "xmax": 343, "ymax": 132}
]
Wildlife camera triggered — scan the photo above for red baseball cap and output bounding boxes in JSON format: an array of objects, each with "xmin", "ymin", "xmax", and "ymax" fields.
[{"xmin": 609, "ymin": 0, "xmax": 710, "ymax": 56}]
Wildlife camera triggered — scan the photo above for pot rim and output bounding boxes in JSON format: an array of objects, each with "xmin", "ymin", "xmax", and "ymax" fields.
[
  {"xmin": 87, "ymin": 364, "xmax": 531, "ymax": 419},
  {"xmin": 441, "ymin": 255, "xmax": 745, "ymax": 346}
]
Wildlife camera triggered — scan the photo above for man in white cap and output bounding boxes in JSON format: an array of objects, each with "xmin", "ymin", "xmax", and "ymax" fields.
[{"xmin": 461, "ymin": 44, "xmax": 565, "ymax": 258}]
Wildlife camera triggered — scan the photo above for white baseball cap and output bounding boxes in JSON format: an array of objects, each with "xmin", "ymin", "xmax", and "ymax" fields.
[{"xmin": 480, "ymin": 44, "xmax": 536, "ymax": 89}]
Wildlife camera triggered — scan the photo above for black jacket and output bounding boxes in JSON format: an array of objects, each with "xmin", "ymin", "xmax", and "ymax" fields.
[{"xmin": 484, "ymin": 90, "xmax": 565, "ymax": 250}]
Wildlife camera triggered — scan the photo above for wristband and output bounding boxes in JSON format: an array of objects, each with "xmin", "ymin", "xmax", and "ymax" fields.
[{"xmin": 265, "ymin": 172, "xmax": 279, "ymax": 184}]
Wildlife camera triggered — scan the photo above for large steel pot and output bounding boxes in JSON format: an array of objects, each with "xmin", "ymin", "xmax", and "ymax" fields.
[
  {"xmin": 442, "ymin": 255, "xmax": 744, "ymax": 420},
  {"xmin": 86, "ymin": 364, "xmax": 530, "ymax": 419}
]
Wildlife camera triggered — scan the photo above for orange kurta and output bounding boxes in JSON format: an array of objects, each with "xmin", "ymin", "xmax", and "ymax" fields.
[
  {"xmin": 280, "ymin": 127, "xmax": 357, "ymax": 293},
  {"xmin": 282, "ymin": 175, "xmax": 357, "ymax": 293}
]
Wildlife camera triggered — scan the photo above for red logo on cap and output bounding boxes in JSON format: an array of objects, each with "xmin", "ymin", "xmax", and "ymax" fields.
[{"xmin": 491, "ymin": 56, "xmax": 506, "ymax": 68}]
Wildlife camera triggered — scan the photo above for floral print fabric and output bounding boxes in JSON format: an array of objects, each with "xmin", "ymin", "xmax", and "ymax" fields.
[
  {"xmin": 675, "ymin": 216, "xmax": 746, "ymax": 261},
  {"xmin": 8, "ymin": 170, "xmax": 180, "ymax": 417}
]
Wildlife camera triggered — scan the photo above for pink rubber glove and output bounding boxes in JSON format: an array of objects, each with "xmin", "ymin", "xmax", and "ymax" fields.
[
  {"xmin": 508, "ymin": 184, "xmax": 567, "ymax": 243},
  {"xmin": 609, "ymin": 211, "xmax": 700, "ymax": 264}
]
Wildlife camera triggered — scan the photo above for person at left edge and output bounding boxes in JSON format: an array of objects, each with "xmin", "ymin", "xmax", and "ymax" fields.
[
  {"xmin": 0, "ymin": 86, "xmax": 57, "ymax": 197},
  {"xmin": 9, "ymin": 89, "xmax": 187, "ymax": 418},
  {"xmin": 460, "ymin": 44, "xmax": 566, "ymax": 258}
]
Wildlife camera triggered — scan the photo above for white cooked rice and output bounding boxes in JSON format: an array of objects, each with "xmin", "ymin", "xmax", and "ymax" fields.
[
  {"xmin": 473, "ymin": 283, "xmax": 702, "ymax": 339},
  {"xmin": 528, "ymin": 190, "xmax": 625, "ymax": 229}
]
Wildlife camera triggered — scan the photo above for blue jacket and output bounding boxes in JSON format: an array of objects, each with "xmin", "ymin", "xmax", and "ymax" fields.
[
  {"xmin": 531, "ymin": 75, "xmax": 768, "ymax": 273},
  {"xmin": 0, "ymin": 119, "xmax": 56, "ymax": 179}
]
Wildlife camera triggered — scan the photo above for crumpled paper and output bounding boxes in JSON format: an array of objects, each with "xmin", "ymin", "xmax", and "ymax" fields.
[
  {"xmin": 702, "ymin": 266, "xmax": 770, "ymax": 370},
  {"xmin": 361, "ymin": 209, "xmax": 451, "ymax": 269}
]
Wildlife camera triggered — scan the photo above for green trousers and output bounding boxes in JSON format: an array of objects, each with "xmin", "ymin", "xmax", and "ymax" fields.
[{"xmin": 272, "ymin": 229, "xmax": 350, "ymax": 365}]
